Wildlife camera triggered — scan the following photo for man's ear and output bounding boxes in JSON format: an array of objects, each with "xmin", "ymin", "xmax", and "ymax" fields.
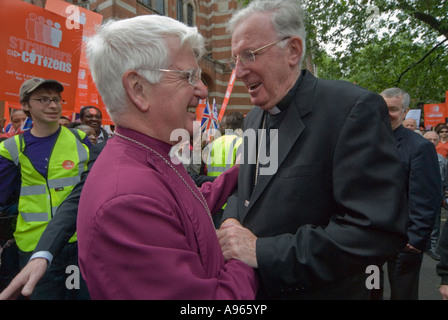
[
  {"xmin": 287, "ymin": 36, "xmax": 303, "ymax": 67},
  {"xmin": 21, "ymin": 101, "xmax": 29, "ymax": 113},
  {"xmin": 122, "ymin": 70, "xmax": 150, "ymax": 112}
]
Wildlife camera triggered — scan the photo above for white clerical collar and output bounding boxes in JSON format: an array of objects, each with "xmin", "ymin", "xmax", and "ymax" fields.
[{"xmin": 267, "ymin": 106, "xmax": 281, "ymax": 115}]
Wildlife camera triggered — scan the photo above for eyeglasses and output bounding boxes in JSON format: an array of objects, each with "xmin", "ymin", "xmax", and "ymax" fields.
[
  {"xmin": 142, "ymin": 68, "xmax": 202, "ymax": 87},
  {"xmin": 31, "ymin": 97, "xmax": 65, "ymax": 106},
  {"xmin": 440, "ymin": 131, "xmax": 448, "ymax": 133},
  {"xmin": 227, "ymin": 37, "xmax": 291, "ymax": 70}
]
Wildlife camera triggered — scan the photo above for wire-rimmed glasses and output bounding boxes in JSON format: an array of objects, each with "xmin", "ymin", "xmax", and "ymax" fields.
[{"xmin": 226, "ymin": 37, "xmax": 291, "ymax": 70}]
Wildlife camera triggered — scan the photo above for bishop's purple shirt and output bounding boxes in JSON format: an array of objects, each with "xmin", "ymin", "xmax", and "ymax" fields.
[{"xmin": 77, "ymin": 127, "xmax": 257, "ymax": 299}]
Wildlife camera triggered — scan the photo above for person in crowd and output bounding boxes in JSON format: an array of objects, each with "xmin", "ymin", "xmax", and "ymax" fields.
[
  {"xmin": 216, "ymin": 0, "xmax": 408, "ymax": 300},
  {"xmin": 0, "ymin": 78, "xmax": 91, "ymax": 299},
  {"xmin": 436, "ymin": 124, "xmax": 448, "ymax": 158},
  {"xmin": 436, "ymin": 217, "xmax": 448, "ymax": 299},
  {"xmin": 379, "ymin": 87, "xmax": 441, "ymax": 299},
  {"xmin": 419, "ymin": 125, "xmax": 426, "ymax": 135},
  {"xmin": 424, "ymin": 130, "xmax": 447, "ymax": 261},
  {"xmin": 73, "ymin": 124, "xmax": 97, "ymax": 145},
  {"xmin": 76, "ymin": 14, "xmax": 257, "ymax": 299},
  {"xmin": 0, "ymin": 109, "xmax": 32, "ymax": 138},
  {"xmin": 205, "ymin": 111, "xmax": 243, "ymax": 178},
  {"xmin": 5, "ymin": 109, "xmax": 27, "ymax": 134},
  {"xmin": 79, "ymin": 106, "xmax": 109, "ymax": 144},
  {"xmin": 58, "ymin": 116, "xmax": 71, "ymax": 127},
  {"xmin": 0, "ymin": 117, "xmax": 5, "ymax": 133},
  {"xmin": 403, "ymin": 118, "xmax": 417, "ymax": 131},
  {"xmin": 204, "ymin": 111, "xmax": 244, "ymax": 226}
]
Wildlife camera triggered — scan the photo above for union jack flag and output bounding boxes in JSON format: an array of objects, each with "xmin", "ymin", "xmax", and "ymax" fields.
[
  {"xmin": 200, "ymin": 99, "xmax": 220, "ymax": 143},
  {"xmin": 200, "ymin": 99, "xmax": 219, "ymax": 132}
]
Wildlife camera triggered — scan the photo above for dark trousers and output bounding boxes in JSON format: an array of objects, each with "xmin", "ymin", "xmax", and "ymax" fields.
[
  {"xmin": 0, "ymin": 240, "xmax": 20, "ymax": 291},
  {"xmin": 19, "ymin": 242, "xmax": 90, "ymax": 300},
  {"xmin": 387, "ymin": 251, "xmax": 423, "ymax": 300},
  {"xmin": 428, "ymin": 208, "xmax": 441, "ymax": 254},
  {"xmin": 371, "ymin": 251, "xmax": 423, "ymax": 300}
]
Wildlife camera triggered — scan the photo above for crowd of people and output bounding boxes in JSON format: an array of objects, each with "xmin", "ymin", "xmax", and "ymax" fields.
[{"xmin": 0, "ymin": 0, "xmax": 447, "ymax": 300}]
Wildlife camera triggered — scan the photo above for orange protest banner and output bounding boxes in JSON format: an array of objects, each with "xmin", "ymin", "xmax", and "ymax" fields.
[
  {"xmin": 0, "ymin": 0, "xmax": 82, "ymax": 112},
  {"xmin": 44, "ymin": 0, "xmax": 112, "ymax": 125},
  {"xmin": 424, "ymin": 103, "xmax": 446, "ymax": 129}
]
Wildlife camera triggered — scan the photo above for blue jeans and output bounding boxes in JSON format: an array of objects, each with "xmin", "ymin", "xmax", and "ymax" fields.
[{"xmin": 19, "ymin": 242, "xmax": 90, "ymax": 300}]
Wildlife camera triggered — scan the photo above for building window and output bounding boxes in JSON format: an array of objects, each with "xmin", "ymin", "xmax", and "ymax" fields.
[
  {"xmin": 187, "ymin": 4, "xmax": 194, "ymax": 26},
  {"xmin": 140, "ymin": 0, "xmax": 151, "ymax": 8},
  {"xmin": 177, "ymin": 0, "xmax": 184, "ymax": 21},
  {"xmin": 156, "ymin": 0, "xmax": 165, "ymax": 15}
]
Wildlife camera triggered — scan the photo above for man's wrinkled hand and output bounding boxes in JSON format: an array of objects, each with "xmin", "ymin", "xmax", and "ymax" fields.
[{"xmin": 217, "ymin": 221, "xmax": 258, "ymax": 268}]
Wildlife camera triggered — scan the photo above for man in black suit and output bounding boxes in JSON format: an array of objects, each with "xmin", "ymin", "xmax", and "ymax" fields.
[
  {"xmin": 217, "ymin": 0, "xmax": 408, "ymax": 299},
  {"xmin": 380, "ymin": 87, "xmax": 441, "ymax": 299}
]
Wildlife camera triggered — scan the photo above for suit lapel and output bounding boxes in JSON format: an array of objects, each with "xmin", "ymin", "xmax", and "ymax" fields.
[{"xmin": 241, "ymin": 71, "xmax": 317, "ymax": 219}]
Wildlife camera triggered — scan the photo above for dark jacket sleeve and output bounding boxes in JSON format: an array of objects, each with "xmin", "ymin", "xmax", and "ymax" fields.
[
  {"xmin": 33, "ymin": 142, "xmax": 106, "ymax": 256},
  {"xmin": 437, "ymin": 221, "xmax": 448, "ymax": 285}
]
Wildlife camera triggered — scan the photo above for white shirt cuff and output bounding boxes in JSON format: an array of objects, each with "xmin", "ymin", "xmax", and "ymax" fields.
[{"xmin": 29, "ymin": 251, "xmax": 53, "ymax": 267}]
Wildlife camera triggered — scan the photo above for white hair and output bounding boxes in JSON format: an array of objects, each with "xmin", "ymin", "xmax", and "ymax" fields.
[
  {"xmin": 380, "ymin": 87, "xmax": 411, "ymax": 111},
  {"xmin": 86, "ymin": 15, "xmax": 205, "ymax": 121},
  {"xmin": 227, "ymin": 0, "xmax": 307, "ymax": 68}
]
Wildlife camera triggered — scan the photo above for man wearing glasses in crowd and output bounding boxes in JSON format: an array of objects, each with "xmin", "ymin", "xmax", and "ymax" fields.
[{"xmin": 0, "ymin": 78, "xmax": 91, "ymax": 299}]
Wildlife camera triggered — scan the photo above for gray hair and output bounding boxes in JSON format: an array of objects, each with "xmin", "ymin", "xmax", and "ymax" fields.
[
  {"xmin": 227, "ymin": 0, "xmax": 307, "ymax": 68},
  {"xmin": 86, "ymin": 15, "xmax": 205, "ymax": 121},
  {"xmin": 380, "ymin": 87, "xmax": 411, "ymax": 111}
]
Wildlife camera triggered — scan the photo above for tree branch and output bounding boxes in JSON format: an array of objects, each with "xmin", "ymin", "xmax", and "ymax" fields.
[
  {"xmin": 412, "ymin": 11, "xmax": 448, "ymax": 38},
  {"xmin": 395, "ymin": 38, "xmax": 448, "ymax": 86}
]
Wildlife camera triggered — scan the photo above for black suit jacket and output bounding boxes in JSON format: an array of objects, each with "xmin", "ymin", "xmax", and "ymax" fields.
[
  {"xmin": 222, "ymin": 70, "xmax": 409, "ymax": 299},
  {"xmin": 393, "ymin": 125, "xmax": 441, "ymax": 251}
]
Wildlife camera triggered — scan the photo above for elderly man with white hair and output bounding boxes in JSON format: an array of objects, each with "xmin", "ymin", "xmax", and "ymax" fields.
[{"xmin": 75, "ymin": 15, "xmax": 257, "ymax": 300}]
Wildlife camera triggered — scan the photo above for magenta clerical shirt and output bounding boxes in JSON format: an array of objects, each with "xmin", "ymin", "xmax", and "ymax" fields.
[{"xmin": 77, "ymin": 127, "xmax": 257, "ymax": 299}]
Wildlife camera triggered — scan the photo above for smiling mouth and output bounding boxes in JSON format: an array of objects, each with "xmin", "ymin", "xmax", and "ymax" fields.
[
  {"xmin": 248, "ymin": 82, "xmax": 261, "ymax": 91},
  {"xmin": 187, "ymin": 107, "xmax": 197, "ymax": 113}
]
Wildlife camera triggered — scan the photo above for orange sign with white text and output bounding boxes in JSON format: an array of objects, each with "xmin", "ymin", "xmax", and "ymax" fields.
[
  {"xmin": 0, "ymin": 0, "xmax": 82, "ymax": 112},
  {"xmin": 45, "ymin": 0, "xmax": 112, "ymax": 125},
  {"xmin": 424, "ymin": 103, "xmax": 446, "ymax": 129}
]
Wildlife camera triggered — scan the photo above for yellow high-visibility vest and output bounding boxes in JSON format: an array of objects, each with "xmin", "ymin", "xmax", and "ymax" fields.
[
  {"xmin": 206, "ymin": 134, "xmax": 242, "ymax": 177},
  {"xmin": 0, "ymin": 127, "xmax": 89, "ymax": 252}
]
